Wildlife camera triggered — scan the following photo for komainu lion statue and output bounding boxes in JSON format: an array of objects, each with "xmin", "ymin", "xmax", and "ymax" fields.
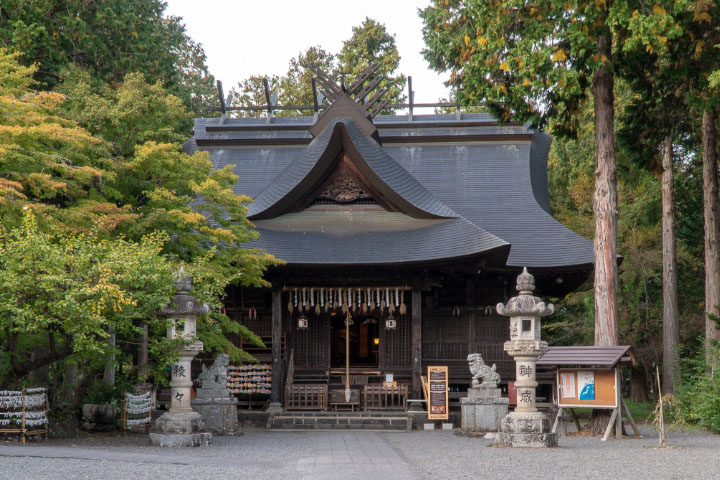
[
  {"xmin": 198, "ymin": 353, "xmax": 230, "ymax": 389},
  {"xmin": 467, "ymin": 353, "xmax": 501, "ymax": 388}
]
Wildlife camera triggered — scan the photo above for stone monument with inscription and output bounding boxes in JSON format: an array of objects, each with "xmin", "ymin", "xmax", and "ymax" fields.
[
  {"xmin": 150, "ymin": 270, "xmax": 212, "ymax": 447},
  {"xmin": 494, "ymin": 267, "xmax": 558, "ymax": 448},
  {"xmin": 460, "ymin": 353, "xmax": 509, "ymax": 434},
  {"xmin": 192, "ymin": 354, "xmax": 239, "ymax": 435}
]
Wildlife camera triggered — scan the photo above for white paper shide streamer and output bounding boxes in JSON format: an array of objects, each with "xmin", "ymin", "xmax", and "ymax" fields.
[
  {"xmin": 0, "ymin": 388, "xmax": 48, "ymax": 431},
  {"xmin": 124, "ymin": 392, "xmax": 152, "ymax": 426}
]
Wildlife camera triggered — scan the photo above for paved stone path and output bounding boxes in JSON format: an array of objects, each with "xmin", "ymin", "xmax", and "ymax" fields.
[
  {"xmin": 1, "ymin": 426, "xmax": 719, "ymax": 479},
  {"xmin": 0, "ymin": 430, "xmax": 424, "ymax": 480}
]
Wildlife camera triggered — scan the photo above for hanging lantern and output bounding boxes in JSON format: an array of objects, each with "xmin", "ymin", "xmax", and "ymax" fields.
[
  {"xmin": 297, "ymin": 313, "xmax": 309, "ymax": 330},
  {"xmin": 385, "ymin": 313, "xmax": 397, "ymax": 330}
]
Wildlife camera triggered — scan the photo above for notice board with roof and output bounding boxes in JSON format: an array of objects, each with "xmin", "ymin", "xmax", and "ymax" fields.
[{"xmin": 537, "ymin": 346, "xmax": 641, "ymax": 441}]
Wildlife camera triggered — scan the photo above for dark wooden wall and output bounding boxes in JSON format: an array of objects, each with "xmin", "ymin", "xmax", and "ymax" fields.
[
  {"xmin": 380, "ymin": 314, "xmax": 411, "ymax": 371},
  {"xmin": 224, "ymin": 273, "xmax": 515, "ymax": 388},
  {"xmin": 421, "ymin": 311, "xmax": 512, "ymax": 386}
]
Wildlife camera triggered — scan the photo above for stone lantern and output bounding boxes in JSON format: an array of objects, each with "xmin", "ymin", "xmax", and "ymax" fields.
[
  {"xmin": 494, "ymin": 267, "xmax": 557, "ymax": 448},
  {"xmin": 150, "ymin": 270, "xmax": 212, "ymax": 447}
]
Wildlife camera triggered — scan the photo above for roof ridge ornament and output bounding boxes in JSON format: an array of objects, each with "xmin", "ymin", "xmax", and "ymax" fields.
[
  {"xmin": 309, "ymin": 64, "xmax": 391, "ymax": 118},
  {"xmin": 307, "ymin": 64, "xmax": 392, "ymax": 139}
]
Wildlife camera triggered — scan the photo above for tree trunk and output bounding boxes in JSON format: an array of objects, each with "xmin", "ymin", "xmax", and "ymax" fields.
[
  {"xmin": 629, "ymin": 368, "xmax": 650, "ymax": 403},
  {"xmin": 662, "ymin": 136, "xmax": 679, "ymax": 393},
  {"xmin": 588, "ymin": 22, "xmax": 618, "ymax": 435},
  {"xmin": 591, "ymin": 30, "xmax": 619, "ymax": 348},
  {"xmin": 103, "ymin": 325, "xmax": 116, "ymax": 386},
  {"xmin": 703, "ymin": 109, "xmax": 720, "ymax": 370},
  {"xmin": 138, "ymin": 323, "xmax": 149, "ymax": 381}
]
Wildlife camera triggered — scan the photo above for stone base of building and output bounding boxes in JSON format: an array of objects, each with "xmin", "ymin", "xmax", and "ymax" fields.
[
  {"xmin": 150, "ymin": 411, "xmax": 212, "ymax": 447},
  {"xmin": 460, "ymin": 387, "xmax": 509, "ymax": 433},
  {"xmin": 494, "ymin": 412, "xmax": 557, "ymax": 448},
  {"xmin": 192, "ymin": 398, "xmax": 238, "ymax": 435}
]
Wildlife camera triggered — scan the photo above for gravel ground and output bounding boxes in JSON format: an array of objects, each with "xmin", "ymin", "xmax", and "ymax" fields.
[{"xmin": 1, "ymin": 426, "xmax": 718, "ymax": 480}]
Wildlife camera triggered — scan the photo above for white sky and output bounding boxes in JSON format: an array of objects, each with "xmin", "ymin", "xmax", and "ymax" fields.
[{"xmin": 164, "ymin": 0, "xmax": 450, "ymax": 105}]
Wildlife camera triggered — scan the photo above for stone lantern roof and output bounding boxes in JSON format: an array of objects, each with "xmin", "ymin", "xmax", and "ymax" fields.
[
  {"xmin": 159, "ymin": 270, "xmax": 210, "ymax": 317},
  {"xmin": 496, "ymin": 267, "xmax": 554, "ymax": 317}
]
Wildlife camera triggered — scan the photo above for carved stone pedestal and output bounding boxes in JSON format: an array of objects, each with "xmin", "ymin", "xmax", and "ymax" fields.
[
  {"xmin": 191, "ymin": 354, "xmax": 239, "ymax": 435},
  {"xmin": 495, "ymin": 412, "xmax": 557, "ymax": 448},
  {"xmin": 460, "ymin": 387, "xmax": 509, "ymax": 433},
  {"xmin": 192, "ymin": 398, "xmax": 238, "ymax": 436},
  {"xmin": 149, "ymin": 412, "xmax": 212, "ymax": 447}
]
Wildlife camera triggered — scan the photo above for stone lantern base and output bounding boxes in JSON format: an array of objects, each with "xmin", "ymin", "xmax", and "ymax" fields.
[
  {"xmin": 149, "ymin": 411, "xmax": 212, "ymax": 447},
  {"xmin": 494, "ymin": 412, "xmax": 557, "ymax": 448}
]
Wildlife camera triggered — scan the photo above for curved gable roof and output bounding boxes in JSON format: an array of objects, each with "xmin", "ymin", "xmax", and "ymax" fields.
[{"xmin": 248, "ymin": 119, "xmax": 457, "ymax": 220}]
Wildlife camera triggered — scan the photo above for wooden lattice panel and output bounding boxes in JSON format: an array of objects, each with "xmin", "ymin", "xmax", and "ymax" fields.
[
  {"xmin": 422, "ymin": 342, "xmax": 468, "ymax": 360},
  {"xmin": 294, "ymin": 316, "xmax": 327, "ymax": 367},
  {"xmin": 422, "ymin": 314, "xmax": 470, "ymax": 342},
  {"xmin": 382, "ymin": 314, "xmax": 411, "ymax": 367},
  {"xmin": 476, "ymin": 316, "xmax": 509, "ymax": 341}
]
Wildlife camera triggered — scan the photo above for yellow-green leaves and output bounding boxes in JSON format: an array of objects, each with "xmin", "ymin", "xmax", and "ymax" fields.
[
  {"xmin": 552, "ymin": 49, "xmax": 568, "ymax": 62},
  {"xmin": 0, "ymin": 209, "xmax": 176, "ymax": 366}
]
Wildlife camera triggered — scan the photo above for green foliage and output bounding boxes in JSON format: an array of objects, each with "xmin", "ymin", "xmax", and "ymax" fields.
[
  {"xmin": 0, "ymin": 209, "xmax": 176, "ymax": 382},
  {"xmin": 58, "ymin": 70, "xmax": 189, "ymax": 158},
  {"xmin": 83, "ymin": 377, "xmax": 135, "ymax": 406},
  {"xmin": 231, "ymin": 18, "xmax": 405, "ymax": 115},
  {"xmin": 675, "ymin": 344, "xmax": 720, "ymax": 433},
  {"xmin": 543, "ymin": 87, "xmax": 704, "ymax": 379},
  {"xmin": 0, "ymin": 45, "xmax": 278, "ymax": 385},
  {"xmin": 624, "ymin": 399, "xmax": 654, "ymax": 422},
  {"xmin": 420, "ymin": 1, "xmax": 688, "ymax": 136},
  {"xmin": 277, "ymin": 46, "xmax": 336, "ymax": 115},
  {"xmin": 0, "ymin": 0, "xmax": 215, "ymax": 116},
  {"xmin": 336, "ymin": 18, "xmax": 406, "ymax": 109}
]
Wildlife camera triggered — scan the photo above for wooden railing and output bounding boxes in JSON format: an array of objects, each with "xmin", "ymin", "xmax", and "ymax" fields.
[
  {"xmin": 284, "ymin": 384, "xmax": 327, "ymax": 411},
  {"xmin": 364, "ymin": 384, "xmax": 408, "ymax": 411}
]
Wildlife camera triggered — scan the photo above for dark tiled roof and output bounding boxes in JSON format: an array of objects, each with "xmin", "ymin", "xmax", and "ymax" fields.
[
  {"xmin": 251, "ymin": 207, "xmax": 509, "ymax": 265},
  {"xmin": 537, "ymin": 346, "xmax": 634, "ymax": 368},
  {"xmin": 187, "ymin": 113, "xmax": 594, "ymax": 269},
  {"xmin": 247, "ymin": 119, "xmax": 457, "ymax": 220}
]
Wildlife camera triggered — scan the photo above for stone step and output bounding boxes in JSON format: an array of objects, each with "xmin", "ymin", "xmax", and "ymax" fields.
[{"xmin": 268, "ymin": 413, "xmax": 412, "ymax": 430}]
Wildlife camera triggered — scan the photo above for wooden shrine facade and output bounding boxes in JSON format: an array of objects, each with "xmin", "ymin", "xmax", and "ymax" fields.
[
  {"xmin": 221, "ymin": 264, "xmax": 589, "ymax": 407},
  {"xmin": 186, "ymin": 65, "xmax": 595, "ymax": 410}
]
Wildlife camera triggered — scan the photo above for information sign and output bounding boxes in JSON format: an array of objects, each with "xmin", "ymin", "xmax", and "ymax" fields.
[
  {"xmin": 427, "ymin": 366, "xmax": 449, "ymax": 420},
  {"xmin": 556, "ymin": 368, "xmax": 617, "ymax": 408}
]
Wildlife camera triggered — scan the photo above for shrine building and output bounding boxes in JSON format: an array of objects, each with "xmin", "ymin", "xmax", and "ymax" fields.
[{"xmin": 183, "ymin": 68, "xmax": 593, "ymax": 412}]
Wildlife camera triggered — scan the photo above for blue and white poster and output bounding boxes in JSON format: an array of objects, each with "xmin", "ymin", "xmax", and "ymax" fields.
[{"xmin": 578, "ymin": 371, "xmax": 595, "ymax": 401}]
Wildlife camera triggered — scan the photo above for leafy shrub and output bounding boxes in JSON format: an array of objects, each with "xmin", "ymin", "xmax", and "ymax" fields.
[{"xmin": 675, "ymin": 344, "xmax": 720, "ymax": 433}]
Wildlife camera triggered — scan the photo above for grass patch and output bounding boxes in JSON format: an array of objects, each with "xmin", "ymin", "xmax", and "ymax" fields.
[{"xmin": 624, "ymin": 399, "xmax": 654, "ymax": 423}]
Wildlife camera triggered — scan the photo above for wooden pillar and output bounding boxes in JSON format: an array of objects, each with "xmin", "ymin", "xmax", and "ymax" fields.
[
  {"xmin": 411, "ymin": 288, "xmax": 422, "ymax": 398},
  {"xmin": 615, "ymin": 367, "xmax": 622, "ymax": 439},
  {"xmin": 269, "ymin": 288, "xmax": 283, "ymax": 411}
]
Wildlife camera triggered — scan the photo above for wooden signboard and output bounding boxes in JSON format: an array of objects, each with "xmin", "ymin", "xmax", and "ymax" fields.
[
  {"xmin": 557, "ymin": 368, "xmax": 617, "ymax": 408},
  {"xmin": 427, "ymin": 366, "xmax": 449, "ymax": 420}
]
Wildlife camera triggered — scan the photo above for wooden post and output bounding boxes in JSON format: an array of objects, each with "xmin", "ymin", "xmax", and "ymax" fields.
[
  {"xmin": 138, "ymin": 323, "xmax": 149, "ymax": 380},
  {"xmin": 411, "ymin": 288, "xmax": 422, "ymax": 399},
  {"xmin": 122, "ymin": 393, "xmax": 127, "ymax": 431},
  {"xmin": 21, "ymin": 390, "xmax": 26, "ymax": 445},
  {"xmin": 615, "ymin": 367, "xmax": 622, "ymax": 439},
  {"xmin": 269, "ymin": 288, "xmax": 283, "ymax": 411}
]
